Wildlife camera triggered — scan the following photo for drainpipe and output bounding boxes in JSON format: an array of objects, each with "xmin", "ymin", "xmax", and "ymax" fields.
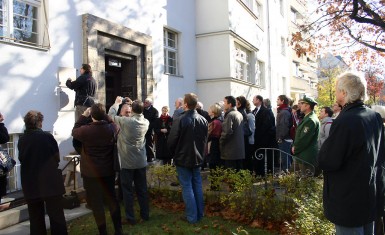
[{"xmin": 266, "ymin": 0, "xmax": 272, "ymax": 99}]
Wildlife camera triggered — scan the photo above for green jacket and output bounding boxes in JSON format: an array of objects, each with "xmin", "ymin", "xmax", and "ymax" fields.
[{"xmin": 293, "ymin": 111, "xmax": 320, "ymax": 165}]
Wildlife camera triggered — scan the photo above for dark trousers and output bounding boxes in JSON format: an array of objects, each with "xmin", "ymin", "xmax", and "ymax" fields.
[
  {"xmin": 26, "ymin": 195, "xmax": 68, "ymax": 235},
  {"xmin": 120, "ymin": 167, "xmax": 149, "ymax": 222},
  {"xmin": 224, "ymin": 159, "xmax": 243, "ymax": 171},
  {"xmin": 254, "ymin": 148, "xmax": 274, "ymax": 176},
  {"xmin": 83, "ymin": 176, "xmax": 122, "ymax": 235},
  {"xmin": 145, "ymin": 133, "xmax": 155, "ymax": 162},
  {"xmin": 244, "ymin": 141, "xmax": 254, "ymax": 173}
]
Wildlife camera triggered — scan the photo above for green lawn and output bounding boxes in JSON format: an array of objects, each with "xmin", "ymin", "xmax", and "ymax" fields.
[{"xmin": 66, "ymin": 203, "xmax": 273, "ymax": 235}]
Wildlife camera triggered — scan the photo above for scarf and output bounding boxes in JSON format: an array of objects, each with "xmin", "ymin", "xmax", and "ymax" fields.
[
  {"xmin": 160, "ymin": 114, "xmax": 170, "ymax": 123},
  {"xmin": 277, "ymin": 104, "xmax": 288, "ymax": 111}
]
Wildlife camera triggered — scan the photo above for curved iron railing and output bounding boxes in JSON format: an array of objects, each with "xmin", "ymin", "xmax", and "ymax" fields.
[
  {"xmin": 61, "ymin": 156, "xmax": 80, "ymax": 191},
  {"xmin": 253, "ymin": 148, "xmax": 315, "ymax": 177}
]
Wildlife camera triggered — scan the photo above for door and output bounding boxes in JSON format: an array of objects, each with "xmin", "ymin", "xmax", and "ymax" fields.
[{"xmin": 105, "ymin": 55, "xmax": 137, "ymax": 111}]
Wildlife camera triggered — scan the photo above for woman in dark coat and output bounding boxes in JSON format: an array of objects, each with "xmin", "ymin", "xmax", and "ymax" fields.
[
  {"xmin": 18, "ymin": 110, "xmax": 67, "ymax": 235},
  {"xmin": 154, "ymin": 106, "xmax": 173, "ymax": 165},
  {"xmin": 0, "ymin": 112, "xmax": 10, "ymax": 206}
]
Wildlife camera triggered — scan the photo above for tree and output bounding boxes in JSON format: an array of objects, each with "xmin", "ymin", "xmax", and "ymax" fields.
[
  {"xmin": 291, "ymin": 0, "xmax": 385, "ymax": 70},
  {"xmin": 365, "ymin": 67, "xmax": 385, "ymax": 104},
  {"xmin": 316, "ymin": 67, "xmax": 343, "ymax": 107}
]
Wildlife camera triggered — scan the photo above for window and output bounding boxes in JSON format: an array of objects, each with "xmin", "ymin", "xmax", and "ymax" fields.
[
  {"xmin": 0, "ymin": 0, "xmax": 49, "ymax": 49},
  {"xmin": 234, "ymin": 43, "xmax": 251, "ymax": 82},
  {"xmin": 292, "ymin": 62, "xmax": 304, "ymax": 78},
  {"xmin": 241, "ymin": 0, "xmax": 253, "ymax": 10},
  {"xmin": 291, "ymin": 8, "xmax": 298, "ymax": 23},
  {"xmin": 279, "ymin": 0, "xmax": 284, "ymax": 16},
  {"xmin": 240, "ymin": 0, "xmax": 263, "ymax": 23},
  {"xmin": 163, "ymin": 28, "xmax": 178, "ymax": 75},
  {"xmin": 281, "ymin": 77, "xmax": 287, "ymax": 94},
  {"xmin": 281, "ymin": 37, "xmax": 286, "ymax": 56},
  {"xmin": 255, "ymin": 60, "xmax": 265, "ymax": 87},
  {"xmin": 255, "ymin": 1, "xmax": 263, "ymax": 26}
]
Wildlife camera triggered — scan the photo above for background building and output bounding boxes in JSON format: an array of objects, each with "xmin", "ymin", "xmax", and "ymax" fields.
[{"xmin": 288, "ymin": 0, "xmax": 318, "ymax": 103}]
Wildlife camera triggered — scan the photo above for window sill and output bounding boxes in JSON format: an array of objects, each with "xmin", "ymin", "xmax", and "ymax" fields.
[
  {"xmin": 0, "ymin": 39, "xmax": 50, "ymax": 51},
  {"xmin": 164, "ymin": 73, "xmax": 183, "ymax": 78}
]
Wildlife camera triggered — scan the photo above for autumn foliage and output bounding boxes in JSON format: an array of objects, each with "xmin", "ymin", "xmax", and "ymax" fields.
[
  {"xmin": 365, "ymin": 67, "xmax": 385, "ymax": 104},
  {"xmin": 291, "ymin": 0, "xmax": 385, "ymax": 70}
]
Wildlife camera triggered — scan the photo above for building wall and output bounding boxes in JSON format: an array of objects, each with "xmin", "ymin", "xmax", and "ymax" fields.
[
  {"xmin": 0, "ymin": 0, "xmax": 313, "ymax": 171},
  {"xmin": 0, "ymin": 0, "xmax": 197, "ymax": 161},
  {"xmin": 288, "ymin": 0, "xmax": 318, "ymax": 103}
]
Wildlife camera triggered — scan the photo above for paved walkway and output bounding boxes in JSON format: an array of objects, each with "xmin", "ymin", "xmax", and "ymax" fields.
[{"xmin": 0, "ymin": 203, "xmax": 91, "ymax": 235}]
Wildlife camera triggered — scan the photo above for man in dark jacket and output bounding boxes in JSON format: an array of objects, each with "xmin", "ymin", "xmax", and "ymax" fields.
[
  {"xmin": 72, "ymin": 104, "xmax": 122, "ymax": 235},
  {"xmin": 143, "ymin": 97, "xmax": 159, "ymax": 162},
  {"xmin": 253, "ymin": 95, "xmax": 277, "ymax": 175},
  {"xmin": 66, "ymin": 64, "xmax": 96, "ymax": 120},
  {"xmin": 167, "ymin": 93, "xmax": 208, "ymax": 224},
  {"xmin": 318, "ymin": 72, "xmax": 385, "ymax": 234}
]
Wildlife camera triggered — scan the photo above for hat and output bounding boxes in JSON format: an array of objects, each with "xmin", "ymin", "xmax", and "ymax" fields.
[{"xmin": 301, "ymin": 96, "xmax": 317, "ymax": 105}]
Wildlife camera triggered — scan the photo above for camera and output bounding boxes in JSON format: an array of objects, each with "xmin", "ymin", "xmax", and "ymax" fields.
[{"xmin": 122, "ymin": 97, "xmax": 132, "ymax": 104}]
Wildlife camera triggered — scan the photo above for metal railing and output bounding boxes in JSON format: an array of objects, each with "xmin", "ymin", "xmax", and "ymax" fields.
[
  {"xmin": 61, "ymin": 156, "xmax": 81, "ymax": 191},
  {"xmin": 254, "ymin": 148, "xmax": 315, "ymax": 177}
]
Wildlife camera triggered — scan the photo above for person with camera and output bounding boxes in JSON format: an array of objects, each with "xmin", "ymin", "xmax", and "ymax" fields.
[
  {"xmin": 72, "ymin": 104, "xmax": 122, "ymax": 235},
  {"xmin": 108, "ymin": 97, "xmax": 150, "ymax": 225}
]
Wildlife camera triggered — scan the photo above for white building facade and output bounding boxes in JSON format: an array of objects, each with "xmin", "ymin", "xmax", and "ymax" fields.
[
  {"xmin": 288, "ymin": 0, "xmax": 318, "ymax": 103},
  {"xmin": 0, "ymin": 0, "xmax": 299, "ymax": 190}
]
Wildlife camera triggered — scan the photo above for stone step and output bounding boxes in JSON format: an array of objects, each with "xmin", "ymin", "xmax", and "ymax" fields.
[
  {"xmin": 0, "ymin": 204, "xmax": 29, "ymax": 230},
  {"xmin": 0, "ymin": 188, "xmax": 87, "ymax": 230}
]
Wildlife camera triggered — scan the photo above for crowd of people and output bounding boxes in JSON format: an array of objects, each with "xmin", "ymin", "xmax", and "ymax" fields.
[{"xmin": 0, "ymin": 64, "xmax": 384, "ymax": 235}]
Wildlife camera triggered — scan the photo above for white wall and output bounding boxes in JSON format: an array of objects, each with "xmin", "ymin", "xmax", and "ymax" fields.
[{"xmin": 0, "ymin": 0, "xmax": 196, "ymax": 159}]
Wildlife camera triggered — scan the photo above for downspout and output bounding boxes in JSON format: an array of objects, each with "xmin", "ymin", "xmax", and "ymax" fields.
[{"xmin": 266, "ymin": 0, "xmax": 272, "ymax": 99}]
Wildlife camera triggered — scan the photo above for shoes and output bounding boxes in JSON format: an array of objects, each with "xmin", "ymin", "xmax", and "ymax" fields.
[
  {"xmin": 114, "ymin": 228, "xmax": 125, "ymax": 235},
  {"xmin": 122, "ymin": 219, "xmax": 136, "ymax": 225},
  {"xmin": 170, "ymin": 182, "xmax": 180, "ymax": 186},
  {"xmin": 179, "ymin": 216, "xmax": 197, "ymax": 224}
]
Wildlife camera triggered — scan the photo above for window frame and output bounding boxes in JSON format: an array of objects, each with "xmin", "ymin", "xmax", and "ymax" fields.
[
  {"xmin": 0, "ymin": 0, "xmax": 49, "ymax": 50},
  {"xmin": 281, "ymin": 37, "xmax": 286, "ymax": 56},
  {"xmin": 255, "ymin": 60, "xmax": 265, "ymax": 87},
  {"xmin": 234, "ymin": 42, "xmax": 252, "ymax": 83},
  {"xmin": 163, "ymin": 28, "xmax": 179, "ymax": 75},
  {"xmin": 290, "ymin": 8, "xmax": 298, "ymax": 24},
  {"xmin": 279, "ymin": 0, "xmax": 284, "ymax": 16}
]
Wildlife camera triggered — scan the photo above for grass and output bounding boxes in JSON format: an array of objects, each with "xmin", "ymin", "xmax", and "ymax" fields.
[{"xmin": 66, "ymin": 203, "xmax": 273, "ymax": 235}]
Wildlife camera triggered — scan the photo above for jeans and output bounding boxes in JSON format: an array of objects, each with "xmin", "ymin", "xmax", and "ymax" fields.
[
  {"xmin": 83, "ymin": 176, "xmax": 122, "ymax": 235},
  {"xmin": 26, "ymin": 195, "xmax": 68, "ymax": 235},
  {"xmin": 120, "ymin": 167, "xmax": 149, "ymax": 222},
  {"xmin": 176, "ymin": 166, "xmax": 204, "ymax": 223},
  {"xmin": 335, "ymin": 222, "xmax": 374, "ymax": 235},
  {"xmin": 278, "ymin": 141, "xmax": 292, "ymax": 171}
]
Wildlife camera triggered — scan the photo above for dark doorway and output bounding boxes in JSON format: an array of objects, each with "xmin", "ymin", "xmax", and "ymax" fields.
[{"xmin": 105, "ymin": 54, "xmax": 137, "ymax": 111}]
